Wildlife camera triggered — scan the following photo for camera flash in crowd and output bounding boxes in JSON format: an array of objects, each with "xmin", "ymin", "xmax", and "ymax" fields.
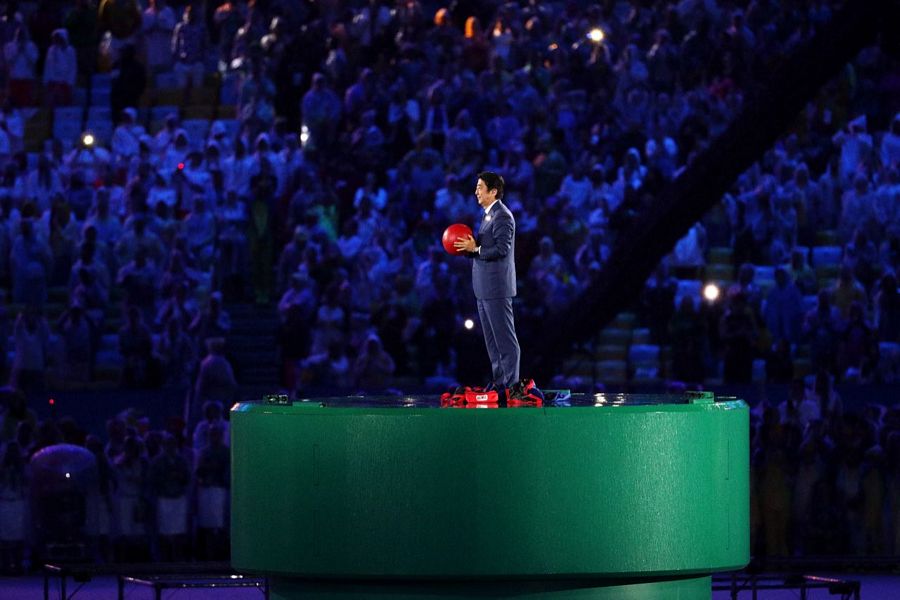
[
  {"xmin": 587, "ymin": 28, "xmax": 605, "ymax": 43},
  {"xmin": 300, "ymin": 125, "xmax": 310, "ymax": 145},
  {"xmin": 703, "ymin": 283, "xmax": 720, "ymax": 303},
  {"xmin": 464, "ymin": 318, "xmax": 475, "ymax": 330},
  {"xmin": 82, "ymin": 133, "xmax": 95, "ymax": 147}
]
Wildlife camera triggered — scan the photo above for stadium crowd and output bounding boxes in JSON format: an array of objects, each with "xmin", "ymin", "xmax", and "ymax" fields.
[
  {"xmin": 0, "ymin": 0, "xmax": 896, "ymax": 570},
  {"xmin": 1, "ymin": 390, "xmax": 231, "ymax": 569}
]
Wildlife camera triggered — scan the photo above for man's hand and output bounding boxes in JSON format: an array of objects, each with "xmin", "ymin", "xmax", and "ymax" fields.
[{"xmin": 453, "ymin": 234, "xmax": 476, "ymax": 253}]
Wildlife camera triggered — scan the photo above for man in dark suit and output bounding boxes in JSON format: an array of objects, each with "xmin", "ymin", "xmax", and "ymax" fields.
[{"xmin": 454, "ymin": 171, "xmax": 520, "ymax": 390}]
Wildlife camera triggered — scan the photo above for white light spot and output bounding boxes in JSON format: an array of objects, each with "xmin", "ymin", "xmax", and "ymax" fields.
[{"xmin": 703, "ymin": 283, "xmax": 720, "ymax": 302}]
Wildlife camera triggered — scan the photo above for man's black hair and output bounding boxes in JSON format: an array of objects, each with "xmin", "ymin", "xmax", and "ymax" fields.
[{"xmin": 477, "ymin": 171, "xmax": 504, "ymax": 199}]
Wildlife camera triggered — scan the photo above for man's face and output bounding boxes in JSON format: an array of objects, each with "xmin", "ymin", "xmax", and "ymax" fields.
[{"xmin": 475, "ymin": 178, "xmax": 497, "ymax": 209}]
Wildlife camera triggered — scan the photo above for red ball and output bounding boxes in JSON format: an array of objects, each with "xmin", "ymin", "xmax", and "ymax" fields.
[{"xmin": 442, "ymin": 223, "xmax": 474, "ymax": 256}]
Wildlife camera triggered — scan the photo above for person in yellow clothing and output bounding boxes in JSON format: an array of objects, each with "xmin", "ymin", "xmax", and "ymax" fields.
[{"xmin": 831, "ymin": 265, "xmax": 867, "ymax": 318}]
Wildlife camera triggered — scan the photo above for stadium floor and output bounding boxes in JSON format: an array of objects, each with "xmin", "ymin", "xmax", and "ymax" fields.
[{"xmin": 3, "ymin": 572, "xmax": 900, "ymax": 599}]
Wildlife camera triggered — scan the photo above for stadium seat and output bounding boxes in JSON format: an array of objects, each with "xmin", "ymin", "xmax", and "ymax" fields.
[
  {"xmin": 156, "ymin": 88, "xmax": 182, "ymax": 106},
  {"xmin": 878, "ymin": 343, "xmax": 899, "ymax": 376},
  {"xmin": 189, "ymin": 86, "xmax": 218, "ymax": 106},
  {"xmin": 629, "ymin": 343, "xmax": 660, "ymax": 362},
  {"xmin": 676, "ymin": 279, "xmax": 702, "ymax": 297},
  {"xmin": 151, "ymin": 105, "xmax": 180, "ymax": 123},
  {"xmin": 752, "ymin": 358, "xmax": 766, "ymax": 383},
  {"xmin": 73, "ymin": 87, "xmax": 88, "ymax": 105},
  {"xmin": 216, "ymin": 105, "xmax": 238, "ymax": 119},
  {"xmin": 91, "ymin": 73, "xmax": 112, "ymax": 90},
  {"xmin": 45, "ymin": 303, "xmax": 65, "ymax": 320},
  {"xmin": 631, "ymin": 327, "xmax": 651, "ymax": 344},
  {"xmin": 219, "ymin": 72, "xmax": 240, "ymax": 105},
  {"xmin": 26, "ymin": 107, "xmax": 51, "ymax": 123},
  {"xmin": 816, "ymin": 230, "xmax": 839, "ymax": 245},
  {"xmin": 93, "ymin": 364, "xmax": 123, "ymax": 383},
  {"xmin": 815, "ymin": 264, "xmax": 841, "ymax": 280},
  {"xmin": 182, "ymin": 119, "xmax": 211, "ymax": 149},
  {"xmin": 755, "ymin": 266, "xmax": 776, "ymax": 294},
  {"xmin": 811, "ymin": 246, "xmax": 842, "ymax": 267},
  {"xmin": 613, "ymin": 312, "xmax": 637, "ymax": 329},
  {"xmin": 24, "ymin": 118, "xmax": 50, "ymax": 152},
  {"xmin": 661, "ymin": 359, "xmax": 674, "ymax": 379},
  {"xmin": 90, "ymin": 87, "xmax": 111, "ymax": 107},
  {"xmin": 818, "ymin": 277, "xmax": 837, "ymax": 291},
  {"xmin": 596, "ymin": 360, "xmax": 628, "ymax": 384},
  {"xmin": 85, "ymin": 119, "xmax": 113, "ymax": 145},
  {"xmin": 704, "ymin": 263, "xmax": 734, "ymax": 282},
  {"xmin": 155, "ymin": 71, "xmax": 178, "ymax": 89},
  {"xmin": 47, "ymin": 286, "xmax": 68, "ymax": 304},
  {"xmin": 754, "ymin": 265, "xmax": 776, "ymax": 282},
  {"xmin": 102, "ymin": 316, "xmax": 123, "ymax": 335},
  {"xmin": 673, "ymin": 266, "xmax": 704, "ymax": 282},
  {"xmin": 87, "ymin": 106, "xmax": 112, "ymax": 124},
  {"xmin": 52, "ymin": 118, "xmax": 82, "ymax": 146},
  {"xmin": 598, "ymin": 327, "xmax": 632, "ymax": 347},
  {"xmin": 793, "ymin": 358, "xmax": 813, "ymax": 379},
  {"xmin": 629, "ymin": 344, "xmax": 661, "ymax": 381},
  {"xmin": 878, "ymin": 342, "xmax": 900, "ymax": 354},
  {"xmin": 802, "ymin": 295, "xmax": 817, "ymax": 312},
  {"xmin": 595, "ymin": 345, "xmax": 628, "ymax": 361},
  {"xmin": 707, "ymin": 247, "xmax": 733, "ymax": 264},
  {"xmin": 53, "ymin": 105, "xmax": 83, "ymax": 126},
  {"xmin": 561, "ymin": 355, "xmax": 595, "ymax": 379},
  {"xmin": 184, "ymin": 105, "xmax": 215, "ymax": 120},
  {"xmin": 633, "ymin": 366, "xmax": 660, "ymax": 382}
]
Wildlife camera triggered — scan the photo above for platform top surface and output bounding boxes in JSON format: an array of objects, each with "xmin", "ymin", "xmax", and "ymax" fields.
[{"xmin": 242, "ymin": 391, "xmax": 743, "ymax": 410}]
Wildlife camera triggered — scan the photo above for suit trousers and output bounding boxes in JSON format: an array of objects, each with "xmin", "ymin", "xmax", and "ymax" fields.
[{"xmin": 476, "ymin": 297, "xmax": 520, "ymax": 388}]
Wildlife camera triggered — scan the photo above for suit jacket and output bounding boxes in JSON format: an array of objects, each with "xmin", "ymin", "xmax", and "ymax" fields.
[{"xmin": 470, "ymin": 200, "xmax": 516, "ymax": 300}]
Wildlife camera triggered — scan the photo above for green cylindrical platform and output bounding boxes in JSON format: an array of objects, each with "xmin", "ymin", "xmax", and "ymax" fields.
[{"xmin": 231, "ymin": 393, "xmax": 749, "ymax": 599}]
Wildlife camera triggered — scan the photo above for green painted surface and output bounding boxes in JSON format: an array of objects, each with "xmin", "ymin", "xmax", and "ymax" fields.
[
  {"xmin": 231, "ymin": 398, "xmax": 748, "ymax": 580},
  {"xmin": 270, "ymin": 575, "xmax": 712, "ymax": 599}
]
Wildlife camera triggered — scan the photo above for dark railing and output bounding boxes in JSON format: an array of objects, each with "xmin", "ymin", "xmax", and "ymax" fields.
[{"xmin": 712, "ymin": 572, "xmax": 861, "ymax": 600}]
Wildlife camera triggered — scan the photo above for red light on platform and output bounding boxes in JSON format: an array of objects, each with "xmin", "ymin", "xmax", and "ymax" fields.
[{"xmin": 48, "ymin": 398, "xmax": 55, "ymax": 406}]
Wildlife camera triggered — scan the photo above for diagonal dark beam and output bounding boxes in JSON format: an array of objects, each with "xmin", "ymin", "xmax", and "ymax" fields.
[{"xmin": 527, "ymin": 0, "xmax": 897, "ymax": 382}]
